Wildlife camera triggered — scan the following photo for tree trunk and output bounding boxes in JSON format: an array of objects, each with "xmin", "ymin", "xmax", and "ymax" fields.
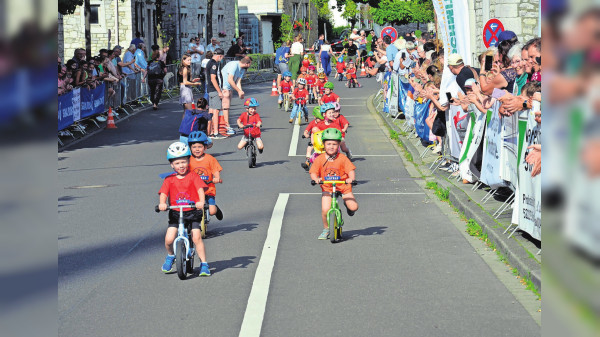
[
  {"xmin": 207, "ymin": 0, "xmax": 214, "ymax": 41},
  {"xmin": 84, "ymin": 0, "xmax": 91, "ymax": 59}
]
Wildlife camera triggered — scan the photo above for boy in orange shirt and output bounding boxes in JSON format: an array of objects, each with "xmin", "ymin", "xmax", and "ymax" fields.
[
  {"xmin": 309, "ymin": 128, "xmax": 358, "ymax": 240},
  {"xmin": 187, "ymin": 131, "xmax": 224, "ymax": 221}
]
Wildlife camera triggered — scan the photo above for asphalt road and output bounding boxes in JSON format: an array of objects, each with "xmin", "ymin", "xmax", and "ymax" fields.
[{"xmin": 58, "ymin": 76, "xmax": 540, "ymax": 336}]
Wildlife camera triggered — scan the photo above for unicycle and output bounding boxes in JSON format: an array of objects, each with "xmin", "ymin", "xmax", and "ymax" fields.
[{"xmin": 155, "ymin": 202, "xmax": 197, "ymax": 279}]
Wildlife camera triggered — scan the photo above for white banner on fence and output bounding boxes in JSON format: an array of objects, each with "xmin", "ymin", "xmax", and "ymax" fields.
[
  {"xmin": 480, "ymin": 101, "xmax": 507, "ymax": 189},
  {"xmin": 459, "ymin": 106, "xmax": 486, "ymax": 183},
  {"xmin": 389, "ymin": 73, "xmax": 399, "ymax": 117},
  {"xmin": 500, "ymin": 112, "xmax": 519, "ymax": 188},
  {"xmin": 447, "ymin": 104, "xmax": 469, "ymax": 159},
  {"xmin": 517, "ymin": 109, "xmax": 541, "ymax": 241},
  {"xmin": 404, "ymin": 94, "xmax": 415, "ymax": 127},
  {"xmin": 433, "ymin": 0, "xmax": 472, "ymax": 106},
  {"xmin": 71, "ymin": 87, "xmax": 81, "ymax": 122}
]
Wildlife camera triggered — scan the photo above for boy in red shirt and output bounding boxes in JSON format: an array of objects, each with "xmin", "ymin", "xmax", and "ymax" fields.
[
  {"xmin": 158, "ymin": 141, "xmax": 211, "ymax": 276},
  {"xmin": 319, "ymin": 82, "xmax": 340, "ymax": 105},
  {"xmin": 315, "ymin": 72, "xmax": 328, "ymax": 101},
  {"xmin": 335, "ymin": 56, "xmax": 346, "ymax": 81},
  {"xmin": 290, "ymin": 77, "xmax": 309, "ymax": 123},
  {"xmin": 302, "ymin": 55, "xmax": 311, "ymax": 68},
  {"xmin": 187, "ymin": 131, "xmax": 224, "ymax": 223},
  {"xmin": 309, "ymin": 128, "xmax": 358, "ymax": 239},
  {"xmin": 278, "ymin": 71, "xmax": 294, "ymax": 109},
  {"xmin": 306, "ymin": 66, "xmax": 317, "ymax": 102},
  {"xmin": 297, "ymin": 66, "xmax": 308, "ymax": 84},
  {"xmin": 345, "ymin": 61, "xmax": 361, "ymax": 88},
  {"xmin": 237, "ymin": 98, "xmax": 264, "ymax": 153}
]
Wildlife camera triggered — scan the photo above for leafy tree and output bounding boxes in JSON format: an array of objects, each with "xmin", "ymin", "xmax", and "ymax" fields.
[
  {"xmin": 341, "ymin": 0, "xmax": 358, "ymax": 28},
  {"xmin": 59, "ymin": 0, "xmax": 83, "ymax": 15},
  {"xmin": 274, "ymin": 13, "xmax": 295, "ymax": 49},
  {"xmin": 370, "ymin": 0, "xmax": 434, "ymax": 26}
]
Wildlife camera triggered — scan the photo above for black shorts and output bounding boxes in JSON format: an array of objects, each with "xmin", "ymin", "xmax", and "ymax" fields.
[
  {"xmin": 378, "ymin": 64, "xmax": 386, "ymax": 73},
  {"xmin": 167, "ymin": 209, "xmax": 203, "ymax": 230}
]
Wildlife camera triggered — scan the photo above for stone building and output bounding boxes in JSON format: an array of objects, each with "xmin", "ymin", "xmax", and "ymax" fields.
[
  {"xmin": 160, "ymin": 0, "xmax": 237, "ymax": 60},
  {"xmin": 61, "ymin": 0, "xmax": 158, "ymax": 60},
  {"xmin": 238, "ymin": 0, "xmax": 318, "ymax": 55},
  {"xmin": 468, "ymin": 0, "xmax": 540, "ymax": 62}
]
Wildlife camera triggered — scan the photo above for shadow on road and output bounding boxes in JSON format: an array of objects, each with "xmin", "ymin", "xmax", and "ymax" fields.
[
  {"xmin": 255, "ymin": 160, "xmax": 288, "ymax": 167},
  {"xmin": 206, "ymin": 223, "xmax": 259, "ymax": 238},
  {"xmin": 341, "ymin": 226, "xmax": 387, "ymax": 241},
  {"xmin": 188, "ymin": 255, "xmax": 256, "ymax": 276}
]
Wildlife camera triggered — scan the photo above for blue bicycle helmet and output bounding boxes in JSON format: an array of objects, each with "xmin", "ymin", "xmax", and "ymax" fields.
[
  {"xmin": 187, "ymin": 131, "xmax": 211, "ymax": 145},
  {"xmin": 320, "ymin": 103, "xmax": 335, "ymax": 113},
  {"xmin": 248, "ymin": 97, "xmax": 260, "ymax": 107},
  {"xmin": 167, "ymin": 141, "xmax": 191, "ymax": 161},
  {"xmin": 283, "ymin": 71, "xmax": 292, "ymax": 77}
]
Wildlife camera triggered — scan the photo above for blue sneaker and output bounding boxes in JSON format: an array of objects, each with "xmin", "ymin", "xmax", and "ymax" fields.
[
  {"xmin": 318, "ymin": 229, "xmax": 329, "ymax": 240},
  {"xmin": 162, "ymin": 254, "xmax": 175, "ymax": 273},
  {"xmin": 199, "ymin": 262, "xmax": 211, "ymax": 276}
]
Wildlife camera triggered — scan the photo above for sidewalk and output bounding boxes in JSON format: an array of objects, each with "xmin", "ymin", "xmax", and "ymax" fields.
[{"xmin": 367, "ymin": 93, "xmax": 541, "ymax": 293}]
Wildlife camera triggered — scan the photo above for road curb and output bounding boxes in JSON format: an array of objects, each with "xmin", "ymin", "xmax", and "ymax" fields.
[{"xmin": 367, "ymin": 93, "xmax": 541, "ymax": 292}]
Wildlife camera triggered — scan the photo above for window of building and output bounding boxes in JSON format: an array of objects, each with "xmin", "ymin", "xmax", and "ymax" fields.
[
  {"xmin": 90, "ymin": 5, "xmax": 99, "ymax": 24},
  {"xmin": 218, "ymin": 15, "xmax": 225, "ymax": 35},
  {"xmin": 304, "ymin": 3, "xmax": 308, "ymax": 21},
  {"xmin": 292, "ymin": 3, "xmax": 298, "ymax": 21},
  {"xmin": 199, "ymin": 14, "xmax": 206, "ymax": 38}
]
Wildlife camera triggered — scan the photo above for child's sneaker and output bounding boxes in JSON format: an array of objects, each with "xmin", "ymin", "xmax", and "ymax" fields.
[
  {"xmin": 161, "ymin": 254, "xmax": 175, "ymax": 273},
  {"xmin": 278, "ymin": 102, "xmax": 282, "ymax": 109},
  {"xmin": 199, "ymin": 262, "xmax": 211, "ymax": 276},
  {"xmin": 318, "ymin": 229, "xmax": 329, "ymax": 240},
  {"xmin": 301, "ymin": 159, "xmax": 310, "ymax": 170},
  {"xmin": 346, "ymin": 150, "xmax": 353, "ymax": 160},
  {"xmin": 258, "ymin": 148, "xmax": 263, "ymax": 154},
  {"xmin": 226, "ymin": 127, "xmax": 236, "ymax": 135}
]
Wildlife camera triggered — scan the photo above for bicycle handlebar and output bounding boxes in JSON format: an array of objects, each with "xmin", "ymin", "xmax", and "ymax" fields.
[
  {"xmin": 311, "ymin": 180, "xmax": 357, "ymax": 186},
  {"xmin": 155, "ymin": 204, "xmax": 197, "ymax": 213}
]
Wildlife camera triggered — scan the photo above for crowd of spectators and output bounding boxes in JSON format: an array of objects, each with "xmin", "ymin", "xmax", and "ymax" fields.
[{"xmin": 372, "ymin": 30, "xmax": 542, "ymax": 176}]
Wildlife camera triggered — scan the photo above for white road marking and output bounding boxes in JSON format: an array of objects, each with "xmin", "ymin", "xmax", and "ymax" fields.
[
  {"xmin": 286, "ymin": 192, "xmax": 425, "ymax": 195},
  {"xmin": 288, "ymin": 123, "xmax": 301, "ymax": 156},
  {"xmin": 239, "ymin": 193, "xmax": 289, "ymax": 337}
]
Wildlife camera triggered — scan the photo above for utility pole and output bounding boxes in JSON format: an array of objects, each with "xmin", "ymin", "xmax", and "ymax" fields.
[{"xmin": 84, "ymin": 0, "xmax": 92, "ymax": 59}]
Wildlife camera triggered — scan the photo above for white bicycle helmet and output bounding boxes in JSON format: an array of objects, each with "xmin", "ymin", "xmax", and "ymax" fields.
[
  {"xmin": 297, "ymin": 77, "xmax": 306, "ymax": 85},
  {"xmin": 317, "ymin": 67, "xmax": 325, "ymax": 73},
  {"xmin": 167, "ymin": 141, "xmax": 191, "ymax": 160}
]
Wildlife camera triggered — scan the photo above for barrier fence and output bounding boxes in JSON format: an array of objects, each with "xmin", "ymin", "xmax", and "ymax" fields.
[
  {"xmin": 374, "ymin": 71, "xmax": 541, "ymax": 244},
  {"xmin": 58, "ymin": 54, "xmax": 277, "ymax": 139}
]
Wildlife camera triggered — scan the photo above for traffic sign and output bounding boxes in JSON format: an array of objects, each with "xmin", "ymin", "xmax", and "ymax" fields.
[
  {"xmin": 380, "ymin": 26, "xmax": 398, "ymax": 44},
  {"xmin": 483, "ymin": 19, "xmax": 505, "ymax": 48}
]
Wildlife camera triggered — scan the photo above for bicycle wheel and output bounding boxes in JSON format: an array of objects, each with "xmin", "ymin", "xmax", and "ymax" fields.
[
  {"xmin": 329, "ymin": 212, "xmax": 337, "ymax": 243},
  {"xmin": 200, "ymin": 211, "xmax": 207, "ymax": 239},
  {"xmin": 186, "ymin": 241, "xmax": 195, "ymax": 274},
  {"xmin": 247, "ymin": 145, "xmax": 254, "ymax": 168},
  {"xmin": 176, "ymin": 240, "xmax": 187, "ymax": 280}
]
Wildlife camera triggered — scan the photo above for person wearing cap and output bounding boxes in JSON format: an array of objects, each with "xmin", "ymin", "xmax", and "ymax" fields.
[
  {"xmin": 205, "ymin": 48, "xmax": 225, "ymax": 139},
  {"xmin": 447, "ymin": 53, "xmax": 480, "ymax": 94},
  {"xmin": 497, "ymin": 30, "xmax": 517, "ymax": 44}
]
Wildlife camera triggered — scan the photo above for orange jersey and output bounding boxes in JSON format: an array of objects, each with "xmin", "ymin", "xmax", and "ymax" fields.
[
  {"xmin": 309, "ymin": 153, "xmax": 356, "ymax": 194},
  {"xmin": 189, "ymin": 153, "xmax": 223, "ymax": 196}
]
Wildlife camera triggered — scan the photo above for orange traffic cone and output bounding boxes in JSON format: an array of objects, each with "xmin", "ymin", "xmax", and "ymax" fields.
[
  {"xmin": 270, "ymin": 79, "xmax": 278, "ymax": 96},
  {"xmin": 218, "ymin": 114, "xmax": 228, "ymax": 137},
  {"xmin": 106, "ymin": 107, "xmax": 117, "ymax": 129},
  {"xmin": 360, "ymin": 62, "xmax": 366, "ymax": 77}
]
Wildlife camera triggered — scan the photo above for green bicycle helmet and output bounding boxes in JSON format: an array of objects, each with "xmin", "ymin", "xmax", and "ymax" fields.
[
  {"xmin": 323, "ymin": 82, "xmax": 334, "ymax": 90},
  {"xmin": 312, "ymin": 106, "xmax": 323, "ymax": 120},
  {"xmin": 321, "ymin": 128, "xmax": 342, "ymax": 142}
]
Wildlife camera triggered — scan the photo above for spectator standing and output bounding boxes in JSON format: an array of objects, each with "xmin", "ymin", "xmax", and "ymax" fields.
[
  {"xmin": 206, "ymin": 38, "xmax": 221, "ymax": 54},
  {"xmin": 369, "ymin": 30, "xmax": 378, "ymax": 52},
  {"xmin": 320, "ymin": 40, "xmax": 333, "ymax": 76},
  {"xmin": 121, "ymin": 45, "xmax": 138, "ymax": 78},
  {"xmin": 226, "ymin": 38, "xmax": 249, "ymax": 59},
  {"xmin": 349, "ymin": 28, "xmax": 360, "ymax": 43},
  {"xmin": 147, "ymin": 50, "xmax": 167, "ymax": 110},
  {"xmin": 342, "ymin": 39, "xmax": 359, "ymax": 64},
  {"xmin": 274, "ymin": 40, "xmax": 291, "ymax": 87},
  {"xmin": 447, "ymin": 53, "xmax": 480, "ymax": 94},
  {"xmin": 134, "ymin": 43, "xmax": 148, "ymax": 77},
  {"xmin": 71, "ymin": 48, "xmax": 86, "ymax": 68},
  {"xmin": 358, "ymin": 30, "xmax": 367, "ymax": 55},
  {"xmin": 220, "ymin": 56, "xmax": 253, "ymax": 134},
  {"xmin": 130, "ymin": 32, "xmax": 144, "ymax": 47},
  {"xmin": 289, "ymin": 35, "xmax": 304, "ymax": 80},
  {"xmin": 179, "ymin": 54, "xmax": 202, "ymax": 111},
  {"xmin": 383, "ymin": 35, "xmax": 398, "ymax": 69},
  {"xmin": 205, "ymin": 48, "xmax": 225, "ymax": 138}
]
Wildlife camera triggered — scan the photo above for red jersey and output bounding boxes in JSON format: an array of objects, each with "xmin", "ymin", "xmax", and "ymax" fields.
[
  {"xmin": 304, "ymin": 119, "xmax": 320, "ymax": 134},
  {"xmin": 280, "ymin": 80, "xmax": 292, "ymax": 93},
  {"xmin": 321, "ymin": 92, "xmax": 339, "ymax": 104},
  {"xmin": 159, "ymin": 173, "xmax": 208, "ymax": 211},
  {"xmin": 305, "ymin": 74, "xmax": 317, "ymax": 86},
  {"xmin": 293, "ymin": 88, "xmax": 309, "ymax": 105},
  {"xmin": 336, "ymin": 62, "xmax": 346, "ymax": 73},
  {"xmin": 316, "ymin": 79, "xmax": 327, "ymax": 93},
  {"xmin": 302, "ymin": 59, "xmax": 310, "ymax": 68},
  {"xmin": 239, "ymin": 111, "xmax": 262, "ymax": 137},
  {"xmin": 346, "ymin": 68, "xmax": 357, "ymax": 79},
  {"xmin": 337, "ymin": 114, "xmax": 349, "ymax": 129}
]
